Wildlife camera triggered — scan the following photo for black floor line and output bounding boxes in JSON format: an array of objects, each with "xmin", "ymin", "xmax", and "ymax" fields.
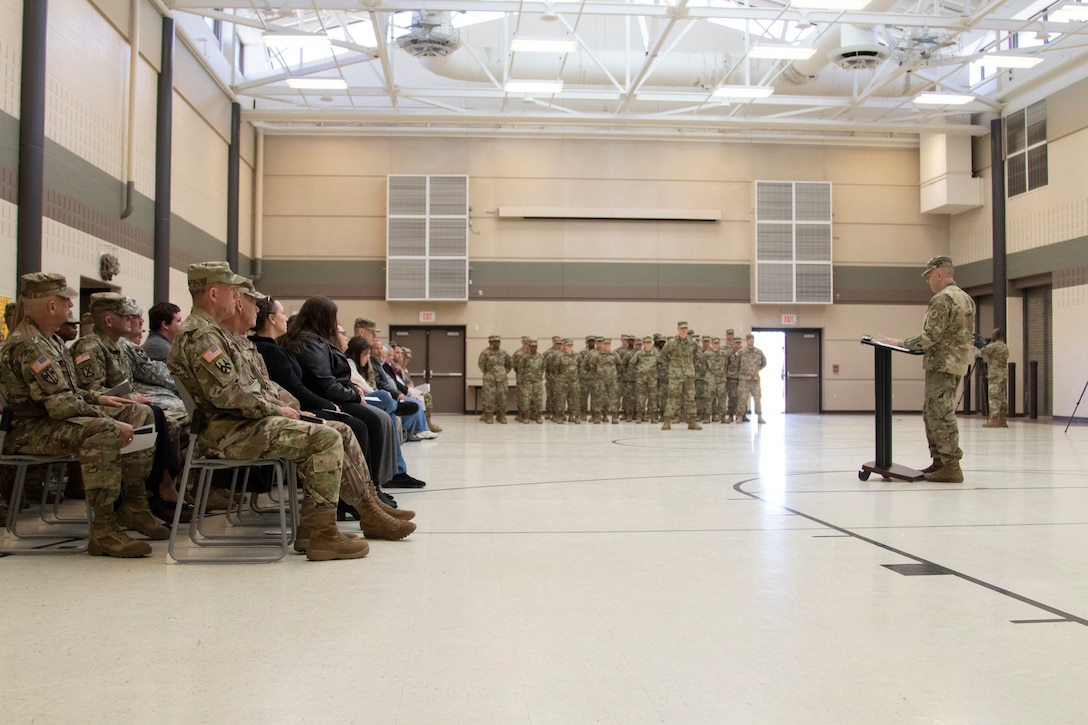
[{"xmin": 732, "ymin": 475, "xmax": 1088, "ymax": 627}]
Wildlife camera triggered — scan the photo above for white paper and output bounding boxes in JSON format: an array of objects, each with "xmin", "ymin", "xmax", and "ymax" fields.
[
  {"xmin": 121, "ymin": 424, "xmax": 156, "ymax": 454},
  {"xmin": 414, "ymin": 383, "xmax": 430, "ymax": 395}
]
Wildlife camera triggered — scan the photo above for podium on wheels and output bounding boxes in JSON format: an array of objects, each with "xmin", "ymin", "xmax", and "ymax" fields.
[{"xmin": 859, "ymin": 337, "xmax": 925, "ymax": 482}]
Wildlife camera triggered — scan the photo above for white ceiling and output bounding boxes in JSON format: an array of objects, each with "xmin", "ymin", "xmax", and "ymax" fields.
[{"xmin": 165, "ymin": 0, "xmax": 1088, "ymax": 145}]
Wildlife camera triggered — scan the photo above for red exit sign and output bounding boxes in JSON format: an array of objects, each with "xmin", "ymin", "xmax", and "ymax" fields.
[
  {"xmin": 781, "ymin": 313, "xmax": 797, "ymax": 325},
  {"xmin": 419, "ymin": 311, "xmax": 436, "ymax": 323}
]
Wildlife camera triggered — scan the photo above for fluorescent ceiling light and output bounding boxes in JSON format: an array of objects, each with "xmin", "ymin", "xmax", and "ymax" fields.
[
  {"xmin": 262, "ymin": 33, "xmax": 332, "ymax": 50},
  {"xmin": 978, "ymin": 53, "xmax": 1043, "ymax": 69},
  {"xmin": 791, "ymin": 0, "xmax": 870, "ymax": 10},
  {"xmin": 286, "ymin": 78, "xmax": 348, "ymax": 90},
  {"xmin": 511, "ymin": 37, "xmax": 578, "ymax": 53},
  {"xmin": 749, "ymin": 46, "xmax": 817, "ymax": 60},
  {"xmin": 504, "ymin": 80, "xmax": 564, "ymax": 94},
  {"xmin": 713, "ymin": 85, "xmax": 775, "ymax": 99},
  {"xmin": 1051, "ymin": 2, "xmax": 1088, "ymax": 21},
  {"xmin": 913, "ymin": 92, "xmax": 975, "ymax": 105}
]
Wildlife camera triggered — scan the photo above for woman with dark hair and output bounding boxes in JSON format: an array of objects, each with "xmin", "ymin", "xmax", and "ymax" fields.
[{"xmin": 279, "ymin": 296, "xmax": 425, "ymax": 489}]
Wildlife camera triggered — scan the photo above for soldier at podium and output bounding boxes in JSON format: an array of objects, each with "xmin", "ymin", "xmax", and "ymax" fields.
[{"xmin": 881, "ymin": 255, "xmax": 975, "ymax": 483}]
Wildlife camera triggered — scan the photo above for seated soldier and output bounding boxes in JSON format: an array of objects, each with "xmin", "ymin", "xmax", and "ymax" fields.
[{"xmin": 0, "ymin": 273, "xmax": 163, "ymax": 557}]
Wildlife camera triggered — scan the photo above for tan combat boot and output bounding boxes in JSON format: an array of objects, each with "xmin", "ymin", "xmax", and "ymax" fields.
[
  {"xmin": 723, "ymin": 415, "xmax": 733, "ymax": 424},
  {"xmin": 535, "ymin": 414, "xmax": 544, "ymax": 424},
  {"xmin": 520, "ymin": 417, "xmax": 530, "ymax": 424},
  {"xmin": 591, "ymin": 413, "xmax": 601, "ymax": 424},
  {"xmin": 482, "ymin": 412, "xmax": 494, "ymax": 424},
  {"xmin": 687, "ymin": 418, "xmax": 703, "ymax": 430},
  {"xmin": 611, "ymin": 415, "xmax": 620, "ymax": 424},
  {"xmin": 351, "ymin": 480, "xmax": 416, "ymax": 540},
  {"xmin": 924, "ymin": 461, "xmax": 964, "ymax": 483},
  {"xmin": 89, "ymin": 509, "xmax": 152, "ymax": 558},
  {"xmin": 497, "ymin": 413, "xmax": 508, "ymax": 424},
  {"xmin": 425, "ymin": 414, "xmax": 443, "ymax": 433},
  {"xmin": 295, "ymin": 498, "xmax": 362, "ymax": 553},
  {"xmin": 117, "ymin": 487, "xmax": 171, "ymax": 540},
  {"xmin": 635, "ymin": 413, "xmax": 643, "ymax": 424},
  {"xmin": 712, "ymin": 414, "xmax": 721, "ymax": 422},
  {"xmin": 982, "ymin": 416, "xmax": 999, "ymax": 428},
  {"xmin": 661, "ymin": 419, "xmax": 672, "ymax": 430},
  {"xmin": 304, "ymin": 505, "xmax": 370, "ymax": 561},
  {"xmin": 740, "ymin": 415, "xmax": 750, "ymax": 422},
  {"xmin": 920, "ymin": 458, "xmax": 943, "ymax": 474},
  {"xmin": 757, "ymin": 416, "xmax": 766, "ymax": 424}
]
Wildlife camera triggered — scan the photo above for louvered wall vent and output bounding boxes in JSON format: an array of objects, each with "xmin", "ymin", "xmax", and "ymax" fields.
[
  {"xmin": 387, "ymin": 175, "xmax": 469, "ymax": 301},
  {"xmin": 754, "ymin": 181, "xmax": 833, "ymax": 305}
]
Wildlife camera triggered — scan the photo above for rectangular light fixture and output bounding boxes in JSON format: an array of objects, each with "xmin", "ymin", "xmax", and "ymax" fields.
[
  {"xmin": 791, "ymin": 0, "xmax": 871, "ymax": 10},
  {"xmin": 713, "ymin": 85, "xmax": 775, "ymax": 99},
  {"xmin": 913, "ymin": 92, "xmax": 975, "ymax": 105},
  {"xmin": 286, "ymin": 78, "xmax": 348, "ymax": 90},
  {"xmin": 749, "ymin": 46, "xmax": 817, "ymax": 60},
  {"xmin": 1051, "ymin": 2, "xmax": 1088, "ymax": 21},
  {"xmin": 504, "ymin": 80, "xmax": 564, "ymax": 94},
  {"xmin": 511, "ymin": 37, "xmax": 578, "ymax": 53},
  {"xmin": 978, "ymin": 53, "xmax": 1043, "ymax": 69},
  {"xmin": 262, "ymin": 33, "xmax": 332, "ymax": 50}
]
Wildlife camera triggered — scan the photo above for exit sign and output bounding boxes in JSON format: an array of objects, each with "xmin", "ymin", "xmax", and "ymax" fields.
[
  {"xmin": 781, "ymin": 313, "xmax": 797, "ymax": 325},
  {"xmin": 419, "ymin": 311, "xmax": 436, "ymax": 323}
]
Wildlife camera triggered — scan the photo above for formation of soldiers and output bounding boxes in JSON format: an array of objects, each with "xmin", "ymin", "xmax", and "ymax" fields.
[{"xmin": 478, "ymin": 322, "xmax": 768, "ymax": 429}]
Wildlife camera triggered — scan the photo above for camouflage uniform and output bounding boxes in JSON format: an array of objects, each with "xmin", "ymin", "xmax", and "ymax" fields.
[
  {"xmin": 978, "ymin": 339, "xmax": 1009, "ymax": 420},
  {"xmin": 125, "ymin": 341, "xmax": 187, "ymax": 419},
  {"xmin": 902, "ymin": 260, "xmax": 975, "ymax": 466},
  {"xmin": 694, "ymin": 338, "xmax": 711, "ymax": 421},
  {"xmin": 660, "ymin": 325, "xmax": 700, "ymax": 427},
  {"xmin": 736, "ymin": 343, "xmax": 768, "ymax": 420},
  {"xmin": 169, "ymin": 306, "xmax": 343, "ymax": 507},
  {"xmin": 616, "ymin": 335, "xmax": 635, "ymax": 419},
  {"xmin": 477, "ymin": 336, "xmax": 512, "ymax": 423},
  {"xmin": 589, "ymin": 344, "xmax": 620, "ymax": 423},
  {"xmin": 577, "ymin": 339, "xmax": 595, "ymax": 419},
  {"xmin": 655, "ymin": 336, "xmax": 669, "ymax": 419},
  {"xmin": 725, "ymin": 339, "xmax": 741, "ymax": 421},
  {"xmin": 515, "ymin": 342, "xmax": 545, "ymax": 423},
  {"xmin": 554, "ymin": 341, "xmax": 581, "ymax": 424},
  {"xmin": 511, "ymin": 337, "xmax": 528, "ymax": 422},
  {"xmin": 631, "ymin": 339, "xmax": 659, "ymax": 422},
  {"xmin": 542, "ymin": 337, "xmax": 562, "ymax": 418},
  {"xmin": 706, "ymin": 341, "xmax": 727, "ymax": 421}
]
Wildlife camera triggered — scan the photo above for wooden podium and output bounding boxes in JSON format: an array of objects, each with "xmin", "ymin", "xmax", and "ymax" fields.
[{"xmin": 859, "ymin": 337, "xmax": 925, "ymax": 482}]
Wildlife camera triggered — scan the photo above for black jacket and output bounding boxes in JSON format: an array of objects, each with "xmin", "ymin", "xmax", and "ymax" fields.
[
  {"xmin": 278, "ymin": 332, "xmax": 361, "ymax": 406},
  {"xmin": 249, "ymin": 335, "xmax": 338, "ymax": 413}
]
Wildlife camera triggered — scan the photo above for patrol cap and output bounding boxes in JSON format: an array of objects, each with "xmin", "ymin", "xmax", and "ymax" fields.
[
  {"xmin": 527, "ymin": 338, "xmax": 538, "ymax": 346},
  {"xmin": 89, "ymin": 292, "xmax": 139, "ymax": 316},
  {"xmin": 551, "ymin": 335, "xmax": 562, "ymax": 343},
  {"xmin": 354, "ymin": 317, "xmax": 381, "ymax": 333},
  {"xmin": 677, "ymin": 321, "xmax": 689, "ymax": 328},
  {"xmin": 712, "ymin": 337, "xmax": 720, "ymax": 343},
  {"xmin": 187, "ymin": 261, "xmax": 246, "ymax": 290},
  {"xmin": 653, "ymin": 333, "xmax": 664, "ymax": 341},
  {"xmin": 726, "ymin": 328, "xmax": 735, "ymax": 335},
  {"xmin": 585, "ymin": 335, "xmax": 594, "ymax": 341},
  {"xmin": 126, "ymin": 298, "xmax": 144, "ymax": 317},
  {"xmin": 239, "ymin": 279, "xmax": 268, "ymax": 300},
  {"xmin": 642, "ymin": 336, "xmax": 653, "ymax": 343},
  {"xmin": 488, "ymin": 334, "xmax": 501, "ymax": 342},
  {"xmin": 922, "ymin": 255, "xmax": 954, "ymax": 277},
  {"xmin": 20, "ymin": 272, "xmax": 78, "ymax": 300},
  {"xmin": 402, "ymin": 346, "xmax": 413, "ymax": 358},
  {"xmin": 562, "ymin": 338, "xmax": 573, "ymax": 345},
  {"xmin": 521, "ymin": 335, "xmax": 530, "ymax": 342},
  {"xmin": 80, "ymin": 312, "xmax": 93, "ymax": 326},
  {"xmin": 701, "ymin": 335, "xmax": 711, "ymax": 342}
]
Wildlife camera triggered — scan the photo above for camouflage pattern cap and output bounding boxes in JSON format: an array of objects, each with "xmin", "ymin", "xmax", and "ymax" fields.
[
  {"xmin": 126, "ymin": 298, "xmax": 144, "ymax": 317},
  {"xmin": 653, "ymin": 333, "xmax": 664, "ymax": 341},
  {"xmin": 80, "ymin": 312, "xmax": 93, "ymax": 325},
  {"xmin": 521, "ymin": 335, "xmax": 530, "ymax": 342},
  {"xmin": 89, "ymin": 292, "xmax": 139, "ymax": 316},
  {"xmin": 677, "ymin": 320, "xmax": 689, "ymax": 328},
  {"xmin": 527, "ymin": 338, "xmax": 538, "ymax": 346},
  {"xmin": 551, "ymin": 335, "xmax": 562, "ymax": 343},
  {"xmin": 642, "ymin": 336, "xmax": 653, "ymax": 343},
  {"xmin": 354, "ymin": 317, "xmax": 381, "ymax": 333},
  {"xmin": 20, "ymin": 272, "xmax": 78, "ymax": 300},
  {"xmin": 711, "ymin": 337, "xmax": 720, "ymax": 343},
  {"xmin": 239, "ymin": 279, "xmax": 268, "ymax": 300},
  {"xmin": 401, "ymin": 346, "xmax": 412, "ymax": 358},
  {"xmin": 562, "ymin": 338, "xmax": 574, "ymax": 345},
  {"xmin": 701, "ymin": 335, "xmax": 711, "ymax": 341},
  {"xmin": 922, "ymin": 255, "xmax": 954, "ymax": 277},
  {"xmin": 488, "ymin": 334, "xmax": 501, "ymax": 342},
  {"xmin": 725, "ymin": 328, "xmax": 735, "ymax": 335},
  {"xmin": 187, "ymin": 261, "xmax": 246, "ymax": 290}
]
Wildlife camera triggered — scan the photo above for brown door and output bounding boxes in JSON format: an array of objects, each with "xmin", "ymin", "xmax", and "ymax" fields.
[
  {"xmin": 784, "ymin": 330, "xmax": 821, "ymax": 413},
  {"xmin": 388, "ymin": 325, "xmax": 466, "ymax": 413}
]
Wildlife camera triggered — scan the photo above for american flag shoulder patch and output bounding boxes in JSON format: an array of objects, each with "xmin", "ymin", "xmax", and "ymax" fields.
[
  {"xmin": 202, "ymin": 345, "xmax": 223, "ymax": 363},
  {"xmin": 74, "ymin": 352, "xmax": 91, "ymax": 365},
  {"xmin": 30, "ymin": 355, "xmax": 52, "ymax": 374}
]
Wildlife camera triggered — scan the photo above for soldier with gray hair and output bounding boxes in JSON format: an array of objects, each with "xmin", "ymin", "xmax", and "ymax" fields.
[{"xmin": 882, "ymin": 255, "xmax": 976, "ymax": 483}]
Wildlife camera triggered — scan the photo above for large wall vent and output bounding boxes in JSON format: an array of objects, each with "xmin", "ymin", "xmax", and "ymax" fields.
[
  {"xmin": 387, "ymin": 175, "xmax": 468, "ymax": 301},
  {"xmin": 754, "ymin": 181, "xmax": 833, "ymax": 305}
]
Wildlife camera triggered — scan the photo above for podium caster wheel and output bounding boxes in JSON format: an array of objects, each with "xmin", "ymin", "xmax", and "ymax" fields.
[{"xmin": 858, "ymin": 470, "xmax": 871, "ymax": 481}]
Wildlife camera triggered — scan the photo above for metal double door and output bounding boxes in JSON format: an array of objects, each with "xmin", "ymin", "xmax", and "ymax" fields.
[{"xmin": 388, "ymin": 326, "xmax": 466, "ymax": 414}]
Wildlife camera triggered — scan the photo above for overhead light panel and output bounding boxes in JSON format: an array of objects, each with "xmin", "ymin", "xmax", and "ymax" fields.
[
  {"xmin": 511, "ymin": 37, "xmax": 578, "ymax": 53},
  {"xmin": 286, "ymin": 78, "xmax": 348, "ymax": 90},
  {"xmin": 791, "ymin": 0, "xmax": 870, "ymax": 10},
  {"xmin": 713, "ymin": 85, "xmax": 775, "ymax": 99},
  {"xmin": 504, "ymin": 80, "xmax": 564, "ymax": 94},
  {"xmin": 262, "ymin": 33, "xmax": 332, "ymax": 50},
  {"xmin": 978, "ymin": 53, "xmax": 1043, "ymax": 69},
  {"xmin": 1051, "ymin": 2, "xmax": 1088, "ymax": 21},
  {"xmin": 749, "ymin": 46, "xmax": 817, "ymax": 60},
  {"xmin": 913, "ymin": 92, "xmax": 975, "ymax": 105}
]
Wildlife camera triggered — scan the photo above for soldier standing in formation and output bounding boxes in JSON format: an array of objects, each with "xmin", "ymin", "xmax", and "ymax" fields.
[
  {"xmin": 0, "ymin": 273, "xmax": 160, "ymax": 557},
  {"xmin": 736, "ymin": 333, "xmax": 768, "ymax": 424},
  {"xmin": 554, "ymin": 338, "xmax": 581, "ymax": 424},
  {"xmin": 978, "ymin": 328, "xmax": 1009, "ymax": 428},
  {"xmin": 617, "ymin": 334, "xmax": 636, "ymax": 420},
  {"xmin": 515, "ymin": 339, "xmax": 545, "ymax": 423},
  {"xmin": 654, "ymin": 334, "xmax": 669, "ymax": 421},
  {"xmin": 543, "ymin": 335, "xmax": 563, "ymax": 421},
  {"xmin": 882, "ymin": 255, "xmax": 975, "ymax": 483},
  {"xmin": 694, "ymin": 335, "xmax": 711, "ymax": 424},
  {"xmin": 478, "ymin": 334, "xmax": 512, "ymax": 424},
  {"xmin": 631, "ymin": 335, "xmax": 659, "ymax": 423},
  {"xmin": 512, "ymin": 336, "xmax": 530, "ymax": 422},
  {"xmin": 577, "ymin": 336, "xmax": 596, "ymax": 421},
  {"xmin": 659, "ymin": 321, "xmax": 702, "ymax": 431},
  {"xmin": 589, "ymin": 337, "xmax": 620, "ymax": 424},
  {"xmin": 706, "ymin": 337, "xmax": 727, "ymax": 422}
]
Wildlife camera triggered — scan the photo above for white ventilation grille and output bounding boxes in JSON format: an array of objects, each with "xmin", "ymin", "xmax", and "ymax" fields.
[
  {"xmin": 754, "ymin": 181, "xmax": 833, "ymax": 305},
  {"xmin": 387, "ymin": 175, "xmax": 469, "ymax": 301}
]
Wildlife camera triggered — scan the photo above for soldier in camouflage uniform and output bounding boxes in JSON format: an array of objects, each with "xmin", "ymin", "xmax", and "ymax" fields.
[
  {"xmin": 168, "ymin": 262, "xmax": 368, "ymax": 561},
  {"xmin": 659, "ymin": 322, "xmax": 702, "ymax": 430},
  {"xmin": 512, "ymin": 336, "xmax": 529, "ymax": 422},
  {"xmin": 589, "ymin": 337, "xmax": 620, "ymax": 424},
  {"xmin": 543, "ymin": 336, "xmax": 563, "ymax": 419},
  {"xmin": 555, "ymin": 338, "xmax": 581, "ymax": 424},
  {"xmin": 654, "ymin": 334, "xmax": 668, "ymax": 421},
  {"xmin": 978, "ymin": 328, "xmax": 1009, "ymax": 428},
  {"xmin": 724, "ymin": 334, "xmax": 741, "ymax": 423},
  {"xmin": 515, "ymin": 339, "xmax": 545, "ymax": 423},
  {"xmin": 478, "ymin": 334, "xmax": 512, "ymax": 424},
  {"xmin": 736, "ymin": 334, "xmax": 768, "ymax": 424},
  {"xmin": 695, "ymin": 335, "xmax": 712, "ymax": 423},
  {"xmin": 222, "ymin": 282, "xmax": 413, "ymax": 545},
  {"xmin": 616, "ymin": 334, "xmax": 634, "ymax": 420},
  {"xmin": 706, "ymin": 337, "xmax": 727, "ymax": 422},
  {"xmin": 0, "ymin": 273, "xmax": 161, "ymax": 557},
  {"xmin": 883, "ymin": 255, "xmax": 976, "ymax": 483},
  {"xmin": 399, "ymin": 346, "xmax": 441, "ymax": 433},
  {"xmin": 631, "ymin": 336, "xmax": 659, "ymax": 423},
  {"xmin": 577, "ymin": 336, "xmax": 596, "ymax": 420}
]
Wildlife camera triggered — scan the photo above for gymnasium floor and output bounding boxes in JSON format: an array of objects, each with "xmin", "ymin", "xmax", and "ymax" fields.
[{"xmin": 2, "ymin": 412, "xmax": 1086, "ymax": 723}]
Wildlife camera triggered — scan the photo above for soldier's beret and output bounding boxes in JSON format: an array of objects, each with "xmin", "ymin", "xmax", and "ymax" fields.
[
  {"xmin": 923, "ymin": 255, "xmax": 954, "ymax": 276},
  {"xmin": 20, "ymin": 272, "xmax": 78, "ymax": 300},
  {"xmin": 354, "ymin": 318, "xmax": 381, "ymax": 333},
  {"xmin": 488, "ymin": 334, "xmax": 501, "ymax": 342},
  {"xmin": 239, "ymin": 279, "xmax": 268, "ymax": 300},
  {"xmin": 677, "ymin": 321, "xmax": 689, "ymax": 327},
  {"xmin": 187, "ymin": 261, "xmax": 245, "ymax": 290},
  {"xmin": 89, "ymin": 292, "xmax": 138, "ymax": 316}
]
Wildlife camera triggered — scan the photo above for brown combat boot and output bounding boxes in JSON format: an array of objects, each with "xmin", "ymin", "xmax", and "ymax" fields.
[
  {"xmin": 497, "ymin": 413, "xmax": 508, "ymax": 424},
  {"xmin": 687, "ymin": 418, "xmax": 703, "ymax": 430},
  {"xmin": 482, "ymin": 412, "xmax": 494, "ymax": 424},
  {"xmin": 712, "ymin": 414, "xmax": 721, "ymax": 422},
  {"xmin": 924, "ymin": 461, "xmax": 964, "ymax": 483},
  {"xmin": 757, "ymin": 416, "xmax": 766, "ymax": 424},
  {"xmin": 740, "ymin": 415, "xmax": 750, "ymax": 422},
  {"xmin": 591, "ymin": 413, "xmax": 601, "ymax": 424},
  {"xmin": 347, "ymin": 480, "xmax": 417, "ymax": 541},
  {"xmin": 722, "ymin": 415, "xmax": 733, "ymax": 424},
  {"xmin": 535, "ymin": 415, "xmax": 544, "ymax": 424},
  {"xmin": 920, "ymin": 459, "xmax": 943, "ymax": 474},
  {"xmin": 376, "ymin": 494, "xmax": 416, "ymax": 521},
  {"xmin": 89, "ymin": 511, "xmax": 152, "ymax": 558},
  {"xmin": 982, "ymin": 414, "xmax": 1008, "ymax": 428},
  {"xmin": 305, "ymin": 505, "xmax": 370, "ymax": 561},
  {"xmin": 425, "ymin": 414, "xmax": 443, "ymax": 433},
  {"xmin": 611, "ymin": 415, "xmax": 620, "ymax": 424},
  {"xmin": 295, "ymin": 498, "xmax": 361, "ymax": 553},
  {"xmin": 635, "ymin": 413, "xmax": 643, "ymax": 424},
  {"xmin": 117, "ymin": 487, "xmax": 171, "ymax": 540},
  {"xmin": 661, "ymin": 419, "xmax": 672, "ymax": 430},
  {"xmin": 520, "ymin": 417, "xmax": 530, "ymax": 424}
]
